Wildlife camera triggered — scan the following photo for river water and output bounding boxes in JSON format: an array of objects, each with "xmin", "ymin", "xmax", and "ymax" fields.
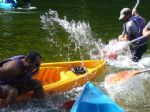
[{"xmin": 0, "ymin": 0, "xmax": 150, "ymax": 111}]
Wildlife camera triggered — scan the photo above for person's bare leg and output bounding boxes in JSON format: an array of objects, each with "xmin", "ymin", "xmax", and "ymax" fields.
[{"xmin": 2, "ymin": 85, "xmax": 18, "ymax": 106}]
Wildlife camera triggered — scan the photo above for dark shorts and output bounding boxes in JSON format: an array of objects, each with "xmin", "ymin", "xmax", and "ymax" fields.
[
  {"xmin": 0, "ymin": 79, "xmax": 41, "ymax": 96},
  {"xmin": 0, "ymin": 84, "xmax": 12, "ymax": 97},
  {"xmin": 0, "ymin": 85, "xmax": 4, "ymax": 95},
  {"xmin": 130, "ymin": 43, "xmax": 148, "ymax": 62}
]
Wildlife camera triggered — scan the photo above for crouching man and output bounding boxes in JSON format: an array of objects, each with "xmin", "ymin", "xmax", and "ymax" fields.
[{"xmin": 0, "ymin": 52, "xmax": 44, "ymax": 106}]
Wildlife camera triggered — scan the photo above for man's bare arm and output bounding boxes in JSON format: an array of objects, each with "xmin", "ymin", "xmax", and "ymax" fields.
[{"xmin": 0, "ymin": 61, "xmax": 18, "ymax": 77}]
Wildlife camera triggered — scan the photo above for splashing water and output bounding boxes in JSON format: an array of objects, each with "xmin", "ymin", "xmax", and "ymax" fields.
[
  {"xmin": 103, "ymin": 73, "xmax": 150, "ymax": 110},
  {"xmin": 103, "ymin": 39, "xmax": 129, "ymax": 55},
  {"xmin": 40, "ymin": 10, "xmax": 150, "ymax": 111},
  {"xmin": 40, "ymin": 9, "xmax": 107, "ymax": 61},
  {"xmin": 100, "ymin": 39, "xmax": 130, "ymax": 59},
  {"xmin": 103, "ymin": 39, "xmax": 150, "ymax": 69},
  {"xmin": 0, "ymin": 87, "xmax": 83, "ymax": 112}
]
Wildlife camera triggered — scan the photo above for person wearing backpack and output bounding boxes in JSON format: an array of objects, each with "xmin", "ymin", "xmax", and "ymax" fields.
[{"xmin": 118, "ymin": 7, "xmax": 148, "ymax": 62}]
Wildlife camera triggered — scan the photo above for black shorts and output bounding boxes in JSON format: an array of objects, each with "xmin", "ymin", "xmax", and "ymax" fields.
[
  {"xmin": 0, "ymin": 84, "xmax": 10, "ymax": 96},
  {"xmin": 0, "ymin": 85, "xmax": 3, "ymax": 95},
  {"xmin": 130, "ymin": 43, "xmax": 148, "ymax": 62},
  {"xmin": 0, "ymin": 79, "xmax": 38, "ymax": 96}
]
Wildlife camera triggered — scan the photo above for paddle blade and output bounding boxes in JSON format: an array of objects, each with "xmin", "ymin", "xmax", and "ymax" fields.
[{"xmin": 104, "ymin": 70, "xmax": 140, "ymax": 86}]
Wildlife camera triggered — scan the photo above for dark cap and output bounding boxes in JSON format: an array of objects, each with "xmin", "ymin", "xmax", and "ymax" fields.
[{"xmin": 119, "ymin": 8, "xmax": 132, "ymax": 20}]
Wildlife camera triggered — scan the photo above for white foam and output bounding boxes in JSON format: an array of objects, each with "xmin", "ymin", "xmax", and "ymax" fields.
[{"xmin": 104, "ymin": 74, "xmax": 150, "ymax": 106}]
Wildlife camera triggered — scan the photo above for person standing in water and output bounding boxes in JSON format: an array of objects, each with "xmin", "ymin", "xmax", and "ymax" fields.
[
  {"xmin": 22, "ymin": 0, "xmax": 31, "ymax": 8},
  {"xmin": 16, "ymin": 0, "xmax": 31, "ymax": 8},
  {"xmin": 118, "ymin": 8, "xmax": 148, "ymax": 62},
  {"xmin": 0, "ymin": 52, "xmax": 44, "ymax": 106}
]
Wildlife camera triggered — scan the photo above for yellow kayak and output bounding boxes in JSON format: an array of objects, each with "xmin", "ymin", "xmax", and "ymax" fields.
[{"xmin": 34, "ymin": 60, "xmax": 106, "ymax": 92}]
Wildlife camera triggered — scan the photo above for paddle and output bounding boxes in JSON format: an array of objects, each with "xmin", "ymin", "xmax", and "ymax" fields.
[
  {"xmin": 134, "ymin": 0, "xmax": 140, "ymax": 11},
  {"xmin": 128, "ymin": 35, "xmax": 147, "ymax": 45},
  {"xmin": 104, "ymin": 68, "xmax": 150, "ymax": 86}
]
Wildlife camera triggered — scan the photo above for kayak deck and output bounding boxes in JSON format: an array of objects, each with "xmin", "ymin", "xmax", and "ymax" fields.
[
  {"xmin": 71, "ymin": 82, "xmax": 124, "ymax": 112},
  {"xmin": 34, "ymin": 60, "xmax": 106, "ymax": 92}
]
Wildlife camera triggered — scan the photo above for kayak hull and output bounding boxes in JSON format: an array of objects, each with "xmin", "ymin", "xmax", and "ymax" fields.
[{"xmin": 71, "ymin": 82, "xmax": 124, "ymax": 112}]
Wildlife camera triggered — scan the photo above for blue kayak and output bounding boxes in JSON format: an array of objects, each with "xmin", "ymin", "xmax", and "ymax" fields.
[
  {"xmin": 71, "ymin": 82, "xmax": 124, "ymax": 112},
  {"xmin": 0, "ymin": 0, "xmax": 17, "ymax": 10}
]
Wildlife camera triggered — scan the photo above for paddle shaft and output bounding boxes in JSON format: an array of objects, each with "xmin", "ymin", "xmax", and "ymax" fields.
[
  {"xmin": 134, "ymin": 0, "xmax": 140, "ymax": 10},
  {"xmin": 129, "ymin": 35, "xmax": 147, "ymax": 45},
  {"xmin": 134, "ymin": 68, "xmax": 150, "ymax": 76},
  {"xmin": 139, "ymin": 68, "xmax": 150, "ymax": 74}
]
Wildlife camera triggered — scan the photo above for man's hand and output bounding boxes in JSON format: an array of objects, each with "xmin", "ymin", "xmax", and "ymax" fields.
[
  {"xmin": 118, "ymin": 34, "xmax": 128, "ymax": 41},
  {"xmin": 143, "ymin": 26, "xmax": 150, "ymax": 37},
  {"xmin": 143, "ymin": 31, "xmax": 150, "ymax": 37},
  {"xmin": 132, "ymin": 8, "xmax": 138, "ymax": 16}
]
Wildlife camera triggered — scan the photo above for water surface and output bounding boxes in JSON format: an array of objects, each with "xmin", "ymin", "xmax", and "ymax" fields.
[{"xmin": 1, "ymin": 0, "xmax": 150, "ymax": 111}]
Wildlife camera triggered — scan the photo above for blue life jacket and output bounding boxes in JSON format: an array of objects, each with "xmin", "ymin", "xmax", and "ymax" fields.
[
  {"xmin": 0, "ymin": 55, "xmax": 39, "ymax": 85},
  {"xmin": 129, "ymin": 16, "xmax": 148, "ymax": 46}
]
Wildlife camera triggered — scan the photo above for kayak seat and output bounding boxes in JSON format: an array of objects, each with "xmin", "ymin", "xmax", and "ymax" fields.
[
  {"xmin": 60, "ymin": 71, "xmax": 68, "ymax": 80},
  {"xmin": 34, "ymin": 67, "xmax": 61, "ymax": 85},
  {"xmin": 60, "ymin": 71, "xmax": 77, "ymax": 79},
  {"xmin": 65, "ymin": 71, "xmax": 78, "ymax": 78}
]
